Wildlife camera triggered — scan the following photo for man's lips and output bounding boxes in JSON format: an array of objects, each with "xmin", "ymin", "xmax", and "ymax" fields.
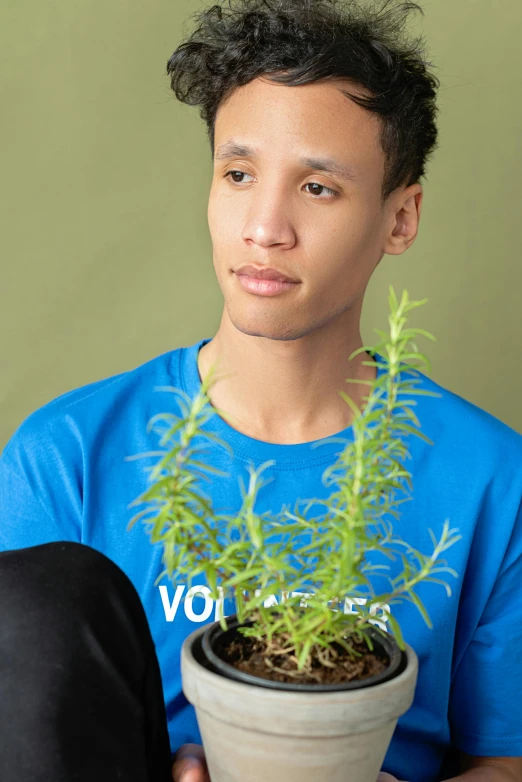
[
  {"xmin": 234, "ymin": 264, "xmax": 300, "ymax": 283},
  {"xmin": 235, "ymin": 274, "xmax": 299, "ymax": 297}
]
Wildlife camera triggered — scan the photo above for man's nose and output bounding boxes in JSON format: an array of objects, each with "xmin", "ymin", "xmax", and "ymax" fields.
[{"xmin": 241, "ymin": 188, "xmax": 297, "ymax": 249}]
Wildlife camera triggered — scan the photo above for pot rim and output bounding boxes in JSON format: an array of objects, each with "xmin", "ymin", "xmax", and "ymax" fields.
[{"xmin": 200, "ymin": 614, "xmax": 406, "ymax": 693}]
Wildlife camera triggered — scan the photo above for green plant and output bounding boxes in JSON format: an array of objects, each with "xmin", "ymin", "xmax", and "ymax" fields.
[{"xmin": 126, "ymin": 286, "xmax": 461, "ymax": 677}]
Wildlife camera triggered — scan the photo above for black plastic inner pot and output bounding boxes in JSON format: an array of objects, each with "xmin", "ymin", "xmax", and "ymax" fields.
[{"xmin": 200, "ymin": 614, "xmax": 407, "ymax": 692}]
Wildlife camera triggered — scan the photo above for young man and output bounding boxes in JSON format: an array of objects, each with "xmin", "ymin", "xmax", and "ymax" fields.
[{"xmin": 1, "ymin": 2, "xmax": 521, "ymax": 782}]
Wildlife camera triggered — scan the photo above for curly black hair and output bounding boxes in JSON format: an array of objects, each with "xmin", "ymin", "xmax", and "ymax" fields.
[{"xmin": 166, "ymin": 0, "xmax": 440, "ymax": 202}]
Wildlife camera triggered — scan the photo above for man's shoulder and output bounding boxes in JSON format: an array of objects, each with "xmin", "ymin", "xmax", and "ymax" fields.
[
  {"xmin": 2, "ymin": 347, "xmax": 186, "ymax": 461},
  {"xmin": 413, "ymin": 368, "xmax": 522, "ymax": 474}
]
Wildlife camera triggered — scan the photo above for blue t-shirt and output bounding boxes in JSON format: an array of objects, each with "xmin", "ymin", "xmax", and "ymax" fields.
[{"xmin": 1, "ymin": 337, "xmax": 522, "ymax": 782}]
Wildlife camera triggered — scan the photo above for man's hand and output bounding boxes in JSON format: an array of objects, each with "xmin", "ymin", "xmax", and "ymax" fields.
[
  {"xmin": 378, "ymin": 773, "xmax": 408, "ymax": 782},
  {"xmin": 171, "ymin": 743, "xmax": 210, "ymax": 782},
  {"xmin": 171, "ymin": 750, "xmax": 404, "ymax": 782},
  {"xmin": 171, "ymin": 749, "xmax": 404, "ymax": 782}
]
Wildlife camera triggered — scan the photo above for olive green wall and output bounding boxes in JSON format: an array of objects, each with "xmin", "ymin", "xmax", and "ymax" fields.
[{"xmin": 1, "ymin": 0, "xmax": 521, "ymax": 450}]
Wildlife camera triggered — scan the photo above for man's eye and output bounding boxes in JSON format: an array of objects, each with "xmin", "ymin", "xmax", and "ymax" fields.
[
  {"xmin": 224, "ymin": 170, "xmax": 338, "ymax": 198},
  {"xmin": 225, "ymin": 170, "xmax": 253, "ymax": 184},
  {"xmin": 304, "ymin": 182, "xmax": 338, "ymax": 198}
]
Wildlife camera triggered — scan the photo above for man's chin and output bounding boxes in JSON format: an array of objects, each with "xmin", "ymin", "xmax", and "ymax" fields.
[{"xmin": 228, "ymin": 316, "xmax": 303, "ymax": 342}]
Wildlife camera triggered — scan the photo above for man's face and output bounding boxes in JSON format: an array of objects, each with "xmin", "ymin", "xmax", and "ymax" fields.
[{"xmin": 207, "ymin": 76, "xmax": 402, "ymax": 341}]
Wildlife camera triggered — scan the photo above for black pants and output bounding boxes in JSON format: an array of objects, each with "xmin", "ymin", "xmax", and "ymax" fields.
[{"xmin": 0, "ymin": 541, "xmax": 173, "ymax": 781}]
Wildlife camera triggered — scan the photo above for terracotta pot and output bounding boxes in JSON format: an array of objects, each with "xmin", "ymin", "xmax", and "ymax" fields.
[{"xmin": 181, "ymin": 617, "xmax": 418, "ymax": 782}]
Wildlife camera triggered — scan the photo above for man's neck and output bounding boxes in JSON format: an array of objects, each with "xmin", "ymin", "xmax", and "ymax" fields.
[{"xmin": 196, "ymin": 314, "xmax": 377, "ymax": 446}]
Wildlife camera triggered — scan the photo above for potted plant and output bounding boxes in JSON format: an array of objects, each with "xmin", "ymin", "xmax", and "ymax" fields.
[{"xmin": 128, "ymin": 286, "xmax": 461, "ymax": 782}]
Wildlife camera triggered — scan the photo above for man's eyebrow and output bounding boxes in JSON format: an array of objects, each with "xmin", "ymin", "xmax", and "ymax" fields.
[{"xmin": 214, "ymin": 141, "xmax": 358, "ymax": 182}]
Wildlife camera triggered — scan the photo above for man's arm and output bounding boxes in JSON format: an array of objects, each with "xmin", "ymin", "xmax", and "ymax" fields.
[
  {"xmin": 450, "ymin": 753, "xmax": 522, "ymax": 782},
  {"xmin": 378, "ymin": 754, "xmax": 522, "ymax": 782}
]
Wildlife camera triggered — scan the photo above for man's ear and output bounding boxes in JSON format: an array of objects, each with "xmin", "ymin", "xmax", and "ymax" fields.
[{"xmin": 383, "ymin": 184, "xmax": 423, "ymax": 256}]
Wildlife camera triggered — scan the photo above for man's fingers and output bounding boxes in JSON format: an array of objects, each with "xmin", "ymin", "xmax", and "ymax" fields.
[
  {"xmin": 172, "ymin": 750, "xmax": 406, "ymax": 782},
  {"xmin": 171, "ymin": 743, "xmax": 210, "ymax": 782},
  {"xmin": 172, "ymin": 759, "xmax": 205, "ymax": 782}
]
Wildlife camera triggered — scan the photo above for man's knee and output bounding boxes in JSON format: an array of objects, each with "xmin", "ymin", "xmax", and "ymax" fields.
[
  {"xmin": 0, "ymin": 540, "xmax": 151, "ymax": 693},
  {"xmin": 0, "ymin": 542, "xmax": 153, "ymax": 759},
  {"xmin": 0, "ymin": 541, "xmax": 136, "ymax": 630}
]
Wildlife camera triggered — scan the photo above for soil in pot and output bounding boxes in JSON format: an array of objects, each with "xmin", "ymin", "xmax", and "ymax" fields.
[
  {"xmin": 203, "ymin": 614, "xmax": 405, "ymax": 689},
  {"xmin": 223, "ymin": 631, "xmax": 388, "ymax": 685}
]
